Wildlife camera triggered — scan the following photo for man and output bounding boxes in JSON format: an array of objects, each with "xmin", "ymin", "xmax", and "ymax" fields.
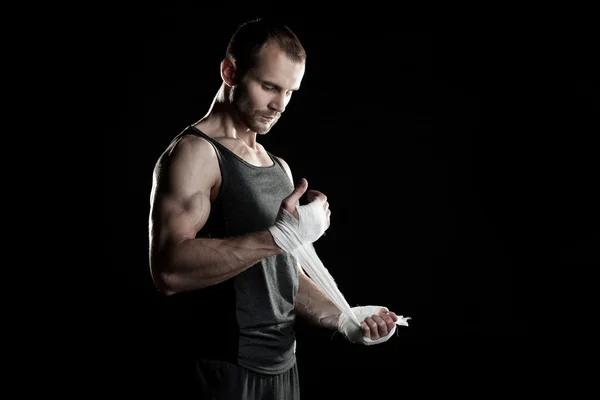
[{"xmin": 148, "ymin": 17, "xmax": 401, "ymax": 399}]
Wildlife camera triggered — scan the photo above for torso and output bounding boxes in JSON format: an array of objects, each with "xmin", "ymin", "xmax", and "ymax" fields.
[{"xmin": 176, "ymin": 123, "xmax": 298, "ymax": 373}]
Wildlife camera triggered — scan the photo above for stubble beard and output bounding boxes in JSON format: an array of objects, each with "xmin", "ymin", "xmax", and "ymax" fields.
[{"xmin": 232, "ymin": 86, "xmax": 278, "ymax": 135}]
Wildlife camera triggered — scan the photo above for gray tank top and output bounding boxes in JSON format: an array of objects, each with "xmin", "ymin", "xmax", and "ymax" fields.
[{"xmin": 162, "ymin": 125, "xmax": 298, "ymax": 375}]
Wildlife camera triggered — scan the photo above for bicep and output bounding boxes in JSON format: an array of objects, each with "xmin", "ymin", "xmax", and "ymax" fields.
[
  {"xmin": 150, "ymin": 137, "xmax": 218, "ymax": 252},
  {"xmin": 152, "ymin": 188, "xmax": 210, "ymax": 248}
]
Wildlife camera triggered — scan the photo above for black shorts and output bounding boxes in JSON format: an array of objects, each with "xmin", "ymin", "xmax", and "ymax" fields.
[{"xmin": 194, "ymin": 359, "xmax": 300, "ymax": 400}]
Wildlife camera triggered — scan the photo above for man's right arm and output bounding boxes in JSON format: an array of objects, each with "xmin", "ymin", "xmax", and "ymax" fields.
[{"xmin": 148, "ymin": 135, "xmax": 285, "ymax": 296}]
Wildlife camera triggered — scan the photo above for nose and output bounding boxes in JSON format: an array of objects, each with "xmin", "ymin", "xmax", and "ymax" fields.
[{"xmin": 269, "ymin": 93, "xmax": 286, "ymax": 113}]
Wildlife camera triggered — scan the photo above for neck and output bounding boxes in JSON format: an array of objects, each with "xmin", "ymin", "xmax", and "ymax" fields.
[{"xmin": 194, "ymin": 84, "xmax": 258, "ymax": 147}]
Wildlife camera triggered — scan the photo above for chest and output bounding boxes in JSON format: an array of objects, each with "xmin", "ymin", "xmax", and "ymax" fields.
[
  {"xmin": 216, "ymin": 138, "xmax": 274, "ymax": 167},
  {"xmin": 209, "ymin": 159, "xmax": 293, "ymax": 236}
]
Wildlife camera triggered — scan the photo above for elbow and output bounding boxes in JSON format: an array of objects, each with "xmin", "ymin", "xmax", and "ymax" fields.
[
  {"xmin": 150, "ymin": 260, "xmax": 179, "ymax": 296},
  {"xmin": 153, "ymin": 271, "xmax": 177, "ymax": 296},
  {"xmin": 150, "ymin": 242, "xmax": 191, "ymax": 296}
]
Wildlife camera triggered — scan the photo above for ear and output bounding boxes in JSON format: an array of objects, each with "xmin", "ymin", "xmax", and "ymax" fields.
[{"xmin": 220, "ymin": 58, "xmax": 237, "ymax": 87}]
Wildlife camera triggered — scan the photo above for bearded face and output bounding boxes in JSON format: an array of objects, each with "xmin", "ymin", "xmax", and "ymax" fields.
[
  {"xmin": 231, "ymin": 82, "xmax": 281, "ymax": 135},
  {"xmin": 229, "ymin": 42, "xmax": 305, "ymax": 135}
]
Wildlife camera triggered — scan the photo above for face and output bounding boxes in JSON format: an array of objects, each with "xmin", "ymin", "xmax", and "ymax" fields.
[{"xmin": 230, "ymin": 42, "xmax": 305, "ymax": 134}]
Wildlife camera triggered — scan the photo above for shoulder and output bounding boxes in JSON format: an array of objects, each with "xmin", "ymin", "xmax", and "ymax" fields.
[
  {"xmin": 157, "ymin": 134, "xmax": 217, "ymax": 168},
  {"xmin": 259, "ymin": 144, "xmax": 288, "ymax": 171},
  {"xmin": 154, "ymin": 133, "xmax": 219, "ymax": 178},
  {"xmin": 169, "ymin": 133, "xmax": 217, "ymax": 160},
  {"xmin": 273, "ymin": 155, "xmax": 294, "ymax": 184}
]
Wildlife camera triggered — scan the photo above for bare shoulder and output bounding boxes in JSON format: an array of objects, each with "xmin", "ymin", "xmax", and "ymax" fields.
[
  {"xmin": 274, "ymin": 155, "xmax": 290, "ymax": 170},
  {"xmin": 155, "ymin": 134, "xmax": 215, "ymax": 169},
  {"xmin": 153, "ymin": 134, "xmax": 220, "ymax": 192},
  {"xmin": 273, "ymin": 155, "xmax": 294, "ymax": 184},
  {"xmin": 168, "ymin": 134, "xmax": 216, "ymax": 161}
]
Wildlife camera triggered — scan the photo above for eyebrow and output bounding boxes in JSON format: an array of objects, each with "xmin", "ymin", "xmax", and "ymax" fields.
[{"xmin": 261, "ymin": 80, "xmax": 300, "ymax": 92}]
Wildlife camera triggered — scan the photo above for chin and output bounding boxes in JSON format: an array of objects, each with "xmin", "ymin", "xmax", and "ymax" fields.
[
  {"xmin": 255, "ymin": 127, "xmax": 271, "ymax": 135},
  {"xmin": 253, "ymin": 122, "xmax": 276, "ymax": 135}
]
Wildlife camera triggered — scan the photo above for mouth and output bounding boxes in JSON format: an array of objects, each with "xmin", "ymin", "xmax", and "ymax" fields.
[{"xmin": 260, "ymin": 115, "xmax": 276, "ymax": 122}]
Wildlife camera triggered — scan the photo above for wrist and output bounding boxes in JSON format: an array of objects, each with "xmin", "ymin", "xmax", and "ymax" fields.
[{"xmin": 265, "ymin": 229, "xmax": 287, "ymax": 255}]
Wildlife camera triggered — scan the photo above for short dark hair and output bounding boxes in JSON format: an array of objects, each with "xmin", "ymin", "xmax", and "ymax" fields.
[{"xmin": 225, "ymin": 17, "xmax": 306, "ymax": 77}]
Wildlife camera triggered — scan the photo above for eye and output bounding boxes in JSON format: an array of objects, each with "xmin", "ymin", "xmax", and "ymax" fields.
[{"xmin": 262, "ymin": 85, "xmax": 275, "ymax": 91}]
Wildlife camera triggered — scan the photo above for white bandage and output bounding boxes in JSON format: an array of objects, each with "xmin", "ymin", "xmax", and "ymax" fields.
[
  {"xmin": 337, "ymin": 305, "xmax": 411, "ymax": 346},
  {"xmin": 268, "ymin": 198, "xmax": 328, "ymax": 252},
  {"xmin": 269, "ymin": 198, "xmax": 411, "ymax": 346}
]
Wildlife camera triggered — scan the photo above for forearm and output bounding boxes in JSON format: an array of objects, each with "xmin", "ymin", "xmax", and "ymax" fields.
[
  {"xmin": 295, "ymin": 271, "xmax": 342, "ymax": 330},
  {"xmin": 153, "ymin": 230, "xmax": 285, "ymax": 295}
]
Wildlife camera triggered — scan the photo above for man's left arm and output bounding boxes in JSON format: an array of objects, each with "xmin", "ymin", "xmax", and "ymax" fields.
[
  {"xmin": 277, "ymin": 157, "xmax": 401, "ymax": 340},
  {"xmin": 295, "ymin": 265, "xmax": 342, "ymax": 330},
  {"xmin": 295, "ymin": 264, "xmax": 401, "ymax": 341}
]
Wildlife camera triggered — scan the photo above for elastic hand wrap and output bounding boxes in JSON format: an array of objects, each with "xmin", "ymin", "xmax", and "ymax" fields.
[{"xmin": 268, "ymin": 199, "xmax": 327, "ymax": 252}]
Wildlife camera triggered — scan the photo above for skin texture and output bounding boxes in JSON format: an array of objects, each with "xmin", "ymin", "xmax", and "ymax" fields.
[{"xmin": 149, "ymin": 41, "xmax": 396, "ymax": 340}]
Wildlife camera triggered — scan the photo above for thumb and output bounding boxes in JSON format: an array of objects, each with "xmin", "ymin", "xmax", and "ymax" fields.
[{"xmin": 283, "ymin": 178, "xmax": 308, "ymax": 209}]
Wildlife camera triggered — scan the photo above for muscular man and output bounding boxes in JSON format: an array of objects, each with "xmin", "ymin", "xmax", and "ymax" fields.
[{"xmin": 149, "ymin": 17, "xmax": 400, "ymax": 399}]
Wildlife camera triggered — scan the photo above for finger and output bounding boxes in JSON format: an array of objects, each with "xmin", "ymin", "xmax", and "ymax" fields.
[
  {"xmin": 380, "ymin": 313, "xmax": 396, "ymax": 332},
  {"xmin": 371, "ymin": 315, "xmax": 388, "ymax": 337},
  {"xmin": 283, "ymin": 178, "xmax": 308, "ymax": 212},
  {"xmin": 386, "ymin": 312, "xmax": 398, "ymax": 322},
  {"xmin": 379, "ymin": 310, "xmax": 398, "ymax": 322},
  {"xmin": 361, "ymin": 321, "xmax": 370, "ymax": 339},
  {"xmin": 380, "ymin": 313, "xmax": 393, "ymax": 325},
  {"xmin": 364, "ymin": 317, "xmax": 379, "ymax": 340}
]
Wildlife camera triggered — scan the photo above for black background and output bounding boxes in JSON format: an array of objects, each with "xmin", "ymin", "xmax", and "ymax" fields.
[{"xmin": 100, "ymin": 7, "xmax": 598, "ymax": 398}]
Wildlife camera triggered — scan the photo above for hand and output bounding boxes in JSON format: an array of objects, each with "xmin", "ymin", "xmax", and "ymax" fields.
[
  {"xmin": 360, "ymin": 307, "xmax": 399, "ymax": 340},
  {"xmin": 281, "ymin": 178, "xmax": 331, "ymax": 230},
  {"xmin": 338, "ymin": 305, "xmax": 407, "ymax": 346},
  {"xmin": 269, "ymin": 178, "xmax": 330, "ymax": 251}
]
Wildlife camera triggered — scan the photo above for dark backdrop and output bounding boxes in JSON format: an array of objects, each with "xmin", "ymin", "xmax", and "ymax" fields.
[{"xmin": 102, "ymin": 7, "xmax": 597, "ymax": 398}]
